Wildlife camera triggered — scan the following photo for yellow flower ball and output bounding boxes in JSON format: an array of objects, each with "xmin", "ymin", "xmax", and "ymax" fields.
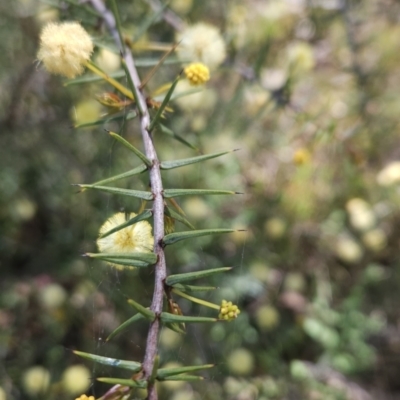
[
  {"xmin": 184, "ymin": 63, "xmax": 210, "ymax": 86},
  {"xmin": 22, "ymin": 366, "xmax": 51, "ymax": 395},
  {"xmin": 37, "ymin": 21, "xmax": 93, "ymax": 78},
  {"xmin": 96, "ymin": 212, "xmax": 154, "ymax": 269}
]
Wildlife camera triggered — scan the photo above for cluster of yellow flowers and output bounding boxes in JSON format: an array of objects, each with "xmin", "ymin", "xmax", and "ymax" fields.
[
  {"xmin": 184, "ymin": 63, "xmax": 210, "ymax": 86},
  {"xmin": 218, "ymin": 300, "xmax": 240, "ymax": 321}
]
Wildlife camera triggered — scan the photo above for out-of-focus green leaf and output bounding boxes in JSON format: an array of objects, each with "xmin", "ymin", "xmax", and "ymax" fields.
[
  {"xmin": 157, "ymin": 364, "xmax": 214, "ymax": 379},
  {"xmin": 74, "ymin": 111, "xmax": 137, "ymax": 128},
  {"xmin": 166, "ymin": 267, "xmax": 232, "ymax": 286},
  {"xmin": 159, "ymin": 123, "xmax": 198, "ymax": 150},
  {"xmin": 165, "ymin": 207, "xmax": 195, "ymax": 230},
  {"xmin": 149, "ymin": 73, "xmax": 182, "ymax": 132},
  {"xmin": 160, "ymin": 149, "xmax": 236, "ymax": 170},
  {"xmin": 73, "ymin": 351, "xmax": 142, "ymax": 372},
  {"xmin": 157, "ymin": 375, "xmax": 204, "ymax": 381},
  {"xmin": 163, "ymin": 229, "xmax": 235, "ymax": 245}
]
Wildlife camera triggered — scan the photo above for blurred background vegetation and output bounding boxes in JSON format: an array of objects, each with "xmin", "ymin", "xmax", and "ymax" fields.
[{"xmin": 2, "ymin": 0, "xmax": 400, "ymax": 399}]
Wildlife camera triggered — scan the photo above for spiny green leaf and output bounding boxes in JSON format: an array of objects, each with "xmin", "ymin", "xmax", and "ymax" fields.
[
  {"xmin": 128, "ymin": 298, "xmax": 156, "ymax": 321},
  {"xmin": 99, "ymin": 210, "xmax": 153, "ymax": 238},
  {"xmin": 164, "ymin": 189, "xmax": 237, "ymax": 198},
  {"xmin": 157, "ymin": 375, "xmax": 204, "ymax": 382},
  {"xmin": 159, "ymin": 123, "xmax": 198, "ymax": 150},
  {"xmin": 97, "ymin": 377, "xmax": 147, "ymax": 388},
  {"xmin": 73, "ymin": 351, "xmax": 142, "ymax": 372},
  {"xmin": 160, "ymin": 312, "xmax": 217, "ymax": 324},
  {"xmin": 76, "ymin": 184, "xmax": 153, "ymax": 200},
  {"xmin": 107, "ymin": 313, "xmax": 144, "ymax": 341},
  {"xmin": 165, "ymin": 207, "xmax": 195, "ymax": 230},
  {"xmin": 86, "ymin": 165, "xmax": 147, "ymax": 188},
  {"xmin": 89, "ymin": 257, "xmax": 149, "ymax": 268},
  {"xmin": 157, "ymin": 364, "xmax": 214, "ymax": 379},
  {"xmin": 166, "ymin": 267, "xmax": 233, "ymax": 286},
  {"xmin": 108, "ymin": 131, "xmax": 151, "ymax": 166},
  {"xmin": 149, "ymin": 73, "xmax": 182, "ymax": 132},
  {"xmin": 171, "ymin": 283, "xmax": 217, "ymax": 292},
  {"xmin": 74, "ymin": 111, "xmax": 137, "ymax": 128},
  {"xmin": 85, "ymin": 252, "xmax": 157, "ymax": 264},
  {"xmin": 160, "ymin": 149, "xmax": 237, "ymax": 170},
  {"xmin": 163, "ymin": 229, "xmax": 235, "ymax": 245}
]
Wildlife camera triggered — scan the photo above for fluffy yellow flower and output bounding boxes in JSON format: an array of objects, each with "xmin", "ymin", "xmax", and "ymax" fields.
[
  {"xmin": 176, "ymin": 22, "xmax": 226, "ymax": 69},
  {"xmin": 37, "ymin": 21, "xmax": 94, "ymax": 78},
  {"xmin": 96, "ymin": 213, "xmax": 154, "ymax": 269},
  {"xmin": 184, "ymin": 63, "xmax": 210, "ymax": 86}
]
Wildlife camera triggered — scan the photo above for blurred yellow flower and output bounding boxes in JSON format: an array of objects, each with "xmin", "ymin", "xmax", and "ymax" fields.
[
  {"xmin": 176, "ymin": 22, "xmax": 226, "ymax": 69},
  {"xmin": 37, "ymin": 21, "xmax": 93, "ymax": 78},
  {"xmin": 97, "ymin": 212, "xmax": 154, "ymax": 268}
]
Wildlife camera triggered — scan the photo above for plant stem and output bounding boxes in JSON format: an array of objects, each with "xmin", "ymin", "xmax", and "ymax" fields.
[{"xmin": 88, "ymin": 1, "xmax": 166, "ymax": 399}]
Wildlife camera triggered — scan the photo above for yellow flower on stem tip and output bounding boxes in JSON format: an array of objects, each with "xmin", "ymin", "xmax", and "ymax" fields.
[
  {"xmin": 218, "ymin": 300, "xmax": 240, "ymax": 321},
  {"xmin": 75, "ymin": 395, "xmax": 95, "ymax": 400},
  {"xmin": 184, "ymin": 63, "xmax": 210, "ymax": 86},
  {"xmin": 37, "ymin": 21, "xmax": 94, "ymax": 78},
  {"xmin": 96, "ymin": 212, "xmax": 154, "ymax": 269}
]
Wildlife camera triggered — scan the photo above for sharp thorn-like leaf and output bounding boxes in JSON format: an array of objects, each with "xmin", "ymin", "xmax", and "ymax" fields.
[
  {"xmin": 157, "ymin": 375, "xmax": 204, "ymax": 382},
  {"xmin": 74, "ymin": 110, "xmax": 137, "ymax": 128},
  {"xmin": 166, "ymin": 267, "xmax": 233, "ymax": 286},
  {"xmin": 73, "ymin": 351, "xmax": 142, "ymax": 372},
  {"xmin": 84, "ymin": 252, "xmax": 156, "ymax": 268},
  {"xmin": 159, "ymin": 123, "xmax": 198, "ymax": 150},
  {"xmin": 75, "ymin": 184, "xmax": 153, "ymax": 200},
  {"xmin": 128, "ymin": 298, "xmax": 156, "ymax": 321},
  {"xmin": 163, "ymin": 229, "xmax": 235, "ymax": 245},
  {"xmin": 160, "ymin": 149, "xmax": 236, "ymax": 170},
  {"xmin": 84, "ymin": 165, "xmax": 147, "ymax": 189},
  {"xmin": 157, "ymin": 364, "xmax": 214, "ymax": 379},
  {"xmin": 161, "ymin": 312, "xmax": 217, "ymax": 324},
  {"xmin": 149, "ymin": 73, "xmax": 182, "ymax": 132},
  {"xmin": 99, "ymin": 210, "xmax": 153, "ymax": 238},
  {"xmin": 164, "ymin": 189, "xmax": 236, "ymax": 198},
  {"xmin": 106, "ymin": 313, "xmax": 144, "ymax": 341},
  {"xmin": 108, "ymin": 131, "xmax": 152, "ymax": 166},
  {"xmin": 171, "ymin": 283, "xmax": 217, "ymax": 292},
  {"xmin": 97, "ymin": 377, "xmax": 147, "ymax": 388}
]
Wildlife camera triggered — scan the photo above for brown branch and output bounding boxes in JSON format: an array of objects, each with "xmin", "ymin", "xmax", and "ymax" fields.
[{"xmin": 88, "ymin": 1, "xmax": 167, "ymax": 399}]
